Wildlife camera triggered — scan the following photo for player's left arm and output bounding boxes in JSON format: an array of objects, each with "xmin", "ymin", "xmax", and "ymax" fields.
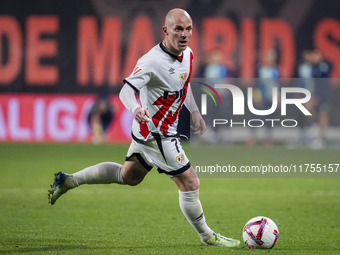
[{"xmin": 184, "ymin": 84, "xmax": 206, "ymax": 135}]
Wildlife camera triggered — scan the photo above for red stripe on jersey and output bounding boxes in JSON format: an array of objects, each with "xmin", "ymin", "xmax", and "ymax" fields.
[
  {"xmin": 152, "ymin": 97, "xmax": 175, "ymax": 128},
  {"xmin": 133, "ymin": 67, "xmax": 142, "ymax": 75},
  {"xmin": 139, "ymin": 122, "xmax": 150, "ymax": 138},
  {"xmin": 159, "ymin": 51, "xmax": 193, "ymax": 134}
]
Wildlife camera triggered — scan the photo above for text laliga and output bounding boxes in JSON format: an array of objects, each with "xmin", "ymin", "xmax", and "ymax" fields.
[
  {"xmin": 0, "ymin": 97, "xmax": 92, "ymax": 141},
  {"xmin": 201, "ymin": 84, "xmax": 312, "ymax": 116}
]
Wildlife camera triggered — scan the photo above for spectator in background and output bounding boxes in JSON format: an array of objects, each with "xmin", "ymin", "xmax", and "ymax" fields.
[
  {"xmin": 247, "ymin": 50, "xmax": 280, "ymax": 146},
  {"xmin": 87, "ymin": 95, "xmax": 114, "ymax": 144},
  {"xmin": 310, "ymin": 49, "xmax": 331, "ymax": 148},
  {"xmin": 296, "ymin": 49, "xmax": 316, "ymax": 147},
  {"xmin": 199, "ymin": 49, "xmax": 231, "ymax": 143},
  {"xmin": 295, "ymin": 49, "xmax": 331, "ymax": 149},
  {"xmin": 203, "ymin": 49, "xmax": 228, "ymax": 79},
  {"xmin": 298, "ymin": 49, "xmax": 314, "ymax": 92}
]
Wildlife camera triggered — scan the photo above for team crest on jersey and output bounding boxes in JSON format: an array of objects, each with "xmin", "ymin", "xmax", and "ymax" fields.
[
  {"xmin": 176, "ymin": 153, "xmax": 185, "ymax": 165},
  {"xmin": 180, "ymin": 73, "xmax": 188, "ymax": 84}
]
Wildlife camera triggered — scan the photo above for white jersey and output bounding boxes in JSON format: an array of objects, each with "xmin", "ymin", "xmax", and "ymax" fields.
[{"xmin": 124, "ymin": 43, "xmax": 194, "ymax": 142}]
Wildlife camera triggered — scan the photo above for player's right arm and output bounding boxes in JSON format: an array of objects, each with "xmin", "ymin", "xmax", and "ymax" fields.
[
  {"xmin": 121, "ymin": 51, "xmax": 155, "ymax": 125},
  {"xmin": 119, "ymin": 84, "xmax": 150, "ymax": 124}
]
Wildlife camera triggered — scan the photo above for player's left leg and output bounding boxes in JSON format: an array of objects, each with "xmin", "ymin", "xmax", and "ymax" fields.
[
  {"xmin": 70, "ymin": 159, "xmax": 150, "ymax": 187},
  {"xmin": 172, "ymin": 167, "xmax": 240, "ymax": 247},
  {"xmin": 48, "ymin": 139, "xmax": 154, "ymax": 204},
  {"xmin": 48, "ymin": 162, "xmax": 126, "ymax": 205},
  {"xmin": 48, "ymin": 160, "xmax": 151, "ymax": 205}
]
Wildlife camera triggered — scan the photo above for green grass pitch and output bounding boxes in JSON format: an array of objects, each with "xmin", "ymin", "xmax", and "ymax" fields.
[{"xmin": 0, "ymin": 143, "xmax": 339, "ymax": 254}]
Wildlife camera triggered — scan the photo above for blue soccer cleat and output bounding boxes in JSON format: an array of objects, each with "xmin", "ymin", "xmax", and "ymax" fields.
[{"xmin": 48, "ymin": 172, "xmax": 75, "ymax": 205}]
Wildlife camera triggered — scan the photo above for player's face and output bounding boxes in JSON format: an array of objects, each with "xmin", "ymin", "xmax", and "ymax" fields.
[{"xmin": 163, "ymin": 16, "xmax": 192, "ymax": 55}]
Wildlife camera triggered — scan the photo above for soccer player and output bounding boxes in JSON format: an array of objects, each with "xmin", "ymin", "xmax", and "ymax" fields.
[{"xmin": 48, "ymin": 8, "xmax": 240, "ymax": 248}]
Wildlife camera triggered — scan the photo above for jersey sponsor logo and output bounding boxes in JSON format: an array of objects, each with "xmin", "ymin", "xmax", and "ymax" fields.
[
  {"xmin": 180, "ymin": 72, "xmax": 188, "ymax": 84},
  {"xmin": 133, "ymin": 67, "xmax": 142, "ymax": 75},
  {"xmin": 163, "ymin": 87, "xmax": 187, "ymax": 100},
  {"xmin": 176, "ymin": 153, "xmax": 185, "ymax": 164}
]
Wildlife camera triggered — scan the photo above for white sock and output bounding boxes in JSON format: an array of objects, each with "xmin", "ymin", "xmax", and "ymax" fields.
[
  {"xmin": 72, "ymin": 162, "xmax": 125, "ymax": 186},
  {"xmin": 179, "ymin": 189, "xmax": 214, "ymax": 242}
]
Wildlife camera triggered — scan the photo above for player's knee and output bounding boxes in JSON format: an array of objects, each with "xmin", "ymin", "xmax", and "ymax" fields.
[
  {"xmin": 189, "ymin": 177, "xmax": 200, "ymax": 191},
  {"xmin": 122, "ymin": 175, "xmax": 142, "ymax": 186},
  {"xmin": 186, "ymin": 168, "xmax": 200, "ymax": 190},
  {"xmin": 124, "ymin": 178, "xmax": 142, "ymax": 186},
  {"xmin": 173, "ymin": 167, "xmax": 200, "ymax": 191},
  {"xmin": 181, "ymin": 176, "xmax": 200, "ymax": 191},
  {"xmin": 122, "ymin": 168, "xmax": 146, "ymax": 186}
]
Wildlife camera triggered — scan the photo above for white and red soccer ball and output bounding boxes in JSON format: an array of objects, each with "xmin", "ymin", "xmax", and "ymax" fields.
[{"xmin": 243, "ymin": 216, "xmax": 279, "ymax": 249}]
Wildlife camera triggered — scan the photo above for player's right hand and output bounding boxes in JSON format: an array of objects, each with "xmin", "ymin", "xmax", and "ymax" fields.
[{"xmin": 133, "ymin": 107, "xmax": 150, "ymax": 124}]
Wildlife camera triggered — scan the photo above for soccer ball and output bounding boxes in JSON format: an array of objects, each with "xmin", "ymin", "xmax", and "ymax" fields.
[{"xmin": 242, "ymin": 216, "xmax": 279, "ymax": 249}]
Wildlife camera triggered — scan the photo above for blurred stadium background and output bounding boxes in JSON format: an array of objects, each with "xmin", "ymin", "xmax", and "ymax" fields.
[
  {"xmin": 0, "ymin": 0, "xmax": 340, "ymax": 144},
  {"xmin": 1, "ymin": 1, "xmax": 340, "ymax": 254}
]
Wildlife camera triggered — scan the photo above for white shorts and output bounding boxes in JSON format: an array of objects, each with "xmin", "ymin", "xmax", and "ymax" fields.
[{"xmin": 126, "ymin": 135, "xmax": 191, "ymax": 177}]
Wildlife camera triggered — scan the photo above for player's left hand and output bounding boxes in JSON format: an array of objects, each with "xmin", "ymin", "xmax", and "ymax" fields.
[{"xmin": 191, "ymin": 110, "xmax": 206, "ymax": 135}]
